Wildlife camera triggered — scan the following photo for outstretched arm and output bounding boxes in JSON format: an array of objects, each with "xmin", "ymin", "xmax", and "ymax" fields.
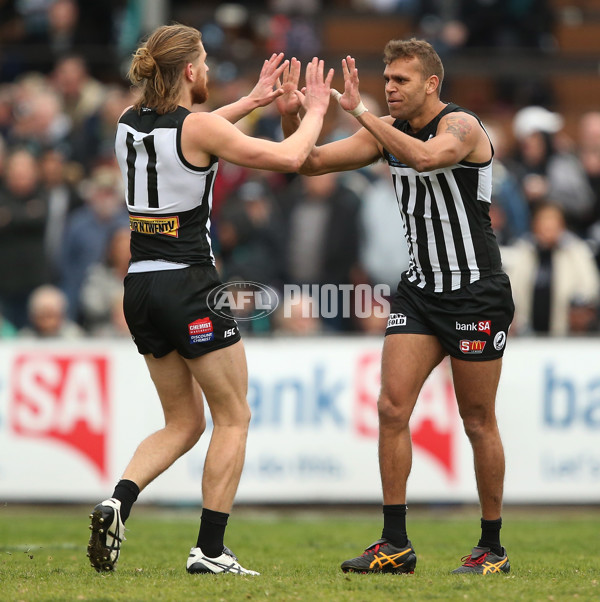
[
  {"xmin": 185, "ymin": 58, "xmax": 334, "ymax": 173},
  {"xmin": 336, "ymin": 56, "xmax": 488, "ymax": 171},
  {"xmin": 276, "ymin": 57, "xmax": 382, "ymax": 175},
  {"xmin": 212, "ymin": 53, "xmax": 288, "ymax": 124}
]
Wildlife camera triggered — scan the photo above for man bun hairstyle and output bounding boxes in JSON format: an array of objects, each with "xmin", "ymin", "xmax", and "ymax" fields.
[
  {"xmin": 383, "ymin": 38, "xmax": 444, "ymax": 95},
  {"xmin": 128, "ymin": 23, "xmax": 202, "ymax": 114}
]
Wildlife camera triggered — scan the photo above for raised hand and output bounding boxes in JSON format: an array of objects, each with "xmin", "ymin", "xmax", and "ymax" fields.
[
  {"xmin": 246, "ymin": 53, "xmax": 289, "ymax": 107},
  {"xmin": 336, "ymin": 56, "xmax": 362, "ymax": 113},
  {"xmin": 275, "ymin": 57, "xmax": 304, "ymax": 116},
  {"xmin": 303, "ymin": 57, "xmax": 334, "ymax": 116}
]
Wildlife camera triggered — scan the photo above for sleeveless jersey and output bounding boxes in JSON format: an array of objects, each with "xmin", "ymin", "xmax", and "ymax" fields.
[
  {"xmin": 115, "ymin": 106, "xmax": 218, "ymax": 266},
  {"xmin": 383, "ymin": 103, "xmax": 502, "ymax": 293}
]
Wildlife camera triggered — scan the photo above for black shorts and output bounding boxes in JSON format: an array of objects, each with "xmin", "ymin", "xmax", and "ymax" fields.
[
  {"xmin": 123, "ymin": 265, "xmax": 241, "ymax": 359},
  {"xmin": 385, "ymin": 273, "xmax": 514, "ymax": 361}
]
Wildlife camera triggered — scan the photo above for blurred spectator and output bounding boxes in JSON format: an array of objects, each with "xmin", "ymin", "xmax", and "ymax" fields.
[
  {"xmin": 50, "ymin": 54, "xmax": 105, "ymax": 154},
  {"xmin": 19, "ymin": 283, "xmax": 85, "ymax": 338},
  {"xmin": 0, "ymin": 310, "xmax": 17, "ymax": 338},
  {"xmin": 357, "ymin": 162, "xmax": 410, "ymax": 291},
  {"xmin": 7, "ymin": 85, "xmax": 71, "ymax": 157},
  {"xmin": 0, "ymin": 0, "xmax": 26, "ymax": 81},
  {"xmin": 578, "ymin": 112, "xmax": 600, "ymax": 265},
  {"xmin": 272, "ymin": 290, "xmax": 324, "ymax": 336},
  {"xmin": 218, "ymin": 179, "xmax": 285, "ymax": 287},
  {"xmin": 59, "ymin": 164, "xmax": 129, "ymax": 322},
  {"xmin": 74, "ymin": 85, "xmax": 134, "ymax": 170},
  {"xmin": 40, "ymin": 148, "xmax": 84, "ymax": 281},
  {"xmin": 414, "ymin": 0, "xmax": 555, "ymax": 54},
  {"xmin": 79, "ymin": 225, "xmax": 130, "ymax": 333},
  {"xmin": 485, "ymin": 122, "xmax": 530, "ymax": 245},
  {"xmin": 280, "ymin": 172, "xmax": 362, "ymax": 332},
  {"xmin": 502, "ymin": 203, "xmax": 600, "ymax": 336},
  {"xmin": 0, "ymin": 148, "xmax": 49, "ymax": 328},
  {"xmin": 91, "ymin": 290, "xmax": 130, "ymax": 338},
  {"xmin": 19, "ymin": 0, "xmax": 83, "ymax": 75},
  {"xmin": 509, "ymin": 106, "xmax": 594, "ymax": 235}
]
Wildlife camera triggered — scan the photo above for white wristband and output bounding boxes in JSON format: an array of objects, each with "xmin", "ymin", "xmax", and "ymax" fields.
[
  {"xmin": 348, "ymin": 101, "xmax": 368, "ymax": 117},
  {"xmin": 330, "ymin": 89, "xmax": 368, "ymax": 118}
]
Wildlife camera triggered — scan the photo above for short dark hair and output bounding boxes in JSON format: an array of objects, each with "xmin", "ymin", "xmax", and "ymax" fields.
[{"xmin": 383, "ymin": 38, "xmax": 444, "ymax": 94}]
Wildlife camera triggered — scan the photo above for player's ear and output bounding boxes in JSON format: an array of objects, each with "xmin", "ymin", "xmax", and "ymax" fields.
[{"xmin": 426, "ymin": 75, "xmax": 439, "ymax": 95}]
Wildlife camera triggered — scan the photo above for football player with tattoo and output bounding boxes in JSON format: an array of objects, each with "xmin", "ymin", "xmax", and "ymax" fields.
[
  {"xmin": 87, "ymin": 23, "xmax": 333, "ymax": 575},
  {"xmin": 277, "ymin": 38, "xmax": 514, "ymax": 575}
]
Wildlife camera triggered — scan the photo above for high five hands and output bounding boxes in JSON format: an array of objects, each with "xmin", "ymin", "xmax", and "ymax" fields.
[{"xmin": 276, "ymin": 55, "xmax": 366, "ymax": 117}]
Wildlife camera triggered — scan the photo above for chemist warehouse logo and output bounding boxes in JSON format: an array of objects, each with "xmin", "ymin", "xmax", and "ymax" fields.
[
  {"xmin": 130, "ymin": 215, "xmax": 180, "ymax": 237},
  {"xmin": 9, "ymin": 353, "xmax": 110, "ymax": 479}
]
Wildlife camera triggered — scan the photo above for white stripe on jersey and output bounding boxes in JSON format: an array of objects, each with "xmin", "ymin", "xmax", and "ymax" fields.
[{"xmin": 427, "ymin": 174, "xmax": 461, "ymax": 290}]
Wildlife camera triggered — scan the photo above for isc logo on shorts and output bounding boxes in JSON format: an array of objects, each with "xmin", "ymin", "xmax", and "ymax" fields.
[
  {"xmin": 188, "ymin": 317, "xmax": 214, "ymax": 343},
  {"xmin": 387, "ymin": 313, "xmax": 407, "ymax": 328},
  {"xmin": 459, "ymin": 339, "xmax": 486, "ymax": 354}
]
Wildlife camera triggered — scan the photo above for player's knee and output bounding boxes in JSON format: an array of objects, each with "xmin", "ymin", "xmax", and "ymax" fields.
[
  {"xmin": 461, "ymin": 413, "xmax": 493, "ymax": 441},
  {"xmin": 180, "ymin": 414, "xmax": 207, "ymax": 451},
  {"xmin": 377, "ymin": 394, "xmax": 410, "ymax": 428}
]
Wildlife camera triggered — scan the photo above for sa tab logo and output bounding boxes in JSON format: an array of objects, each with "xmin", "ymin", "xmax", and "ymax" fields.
[
  {"xmin": 9, "ymin": 352, "xmax": 110, "ymax": 478},
  {"xmin": 460, "ymin": 340, "xmax": 486, "ymax": 354}
]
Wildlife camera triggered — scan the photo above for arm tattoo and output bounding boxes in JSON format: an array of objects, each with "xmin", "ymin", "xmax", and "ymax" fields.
[{"xmin": 444, "ymin": 116, "xmax": 472, "ymax": 142}]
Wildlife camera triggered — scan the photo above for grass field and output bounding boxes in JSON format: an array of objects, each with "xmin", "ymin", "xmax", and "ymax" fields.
[{"xmin": 1, "ymin": 504, "xmax": 598, "ymax": 601}]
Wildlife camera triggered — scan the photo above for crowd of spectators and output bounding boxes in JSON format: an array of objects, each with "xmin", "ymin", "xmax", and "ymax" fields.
[{"xmin": 1, "ymin": 0, "xmax": 599, "ymax": 339}]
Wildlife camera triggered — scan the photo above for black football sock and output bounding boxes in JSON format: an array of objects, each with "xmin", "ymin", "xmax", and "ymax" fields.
[
  {"xmin": 478, "ymin": 517, "xmax": 503, "ymax": 556},
  {"xmin": 197, "ymin": 508, "xmax": 229, "ymax": 558},
  {"xmin": 111, "ymin": 479, "xmax": 140, "ymax": 523},
  {"xmin": 381, "ymin": 504, "xmax": 408, "ymax": 548}
]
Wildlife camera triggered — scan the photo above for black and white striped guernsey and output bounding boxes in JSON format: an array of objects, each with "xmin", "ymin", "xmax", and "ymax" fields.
[
  {"xmin": 383, "ymin": 102, "xmax": 502, "ymax": 293},
  {"xmin": 115, "ymin": 106, "xmax": 218, "ymax": 267}
]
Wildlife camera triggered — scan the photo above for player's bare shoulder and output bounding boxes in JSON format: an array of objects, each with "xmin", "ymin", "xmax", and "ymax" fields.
[
  {"xmin": 438, "ymin": 111, "xmax": 490, "ymax": 162},
  {"xmin": 438, "ymin": 111, "xmax": 479, "ymax": 143}
]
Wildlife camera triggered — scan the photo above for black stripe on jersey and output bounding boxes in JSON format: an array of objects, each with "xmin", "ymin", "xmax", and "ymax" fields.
[
  {"xmin": 413, "ymin": 176, "xmax": 433, "ymax": 288},
  {"xmin": 199, "ymin": 169, "xmax": 216, "ymax": 249},
  {"xmin": 126, "ymin": 132, "xmax": 136, "ymax": 206},
  {"xmin": 436, "ymin": 171, "xmax": 471, "ymax": 288},
  {"xmin": 424, "ymin": 176, "xmax": 451, "ymax": 290},
  {"xmin": 143, "ymin": 135, "xmax": 159, "ymax": 208},
  {"xmin": 396, "ymin": 174, "xmax": 419, "ymax": 286}
]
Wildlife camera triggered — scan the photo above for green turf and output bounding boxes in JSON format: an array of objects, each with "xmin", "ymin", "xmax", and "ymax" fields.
[{"xmin": 0, "ymin": 505, "xmax": 598, "ymax": 601}]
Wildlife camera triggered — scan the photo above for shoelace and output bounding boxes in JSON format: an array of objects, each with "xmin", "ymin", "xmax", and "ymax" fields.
[
  {"xmin": 459, "ymin": 552, "xmax": 488, "ymax": 567},
  {"xmin": 362, "ymin": 543, "xmax": 385, "ymax": 557}
]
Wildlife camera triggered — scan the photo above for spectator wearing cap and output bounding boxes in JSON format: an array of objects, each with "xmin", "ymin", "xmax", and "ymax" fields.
[{"xmin": 508, "ymin": 105, "xmax": 594, "ymax": 235}]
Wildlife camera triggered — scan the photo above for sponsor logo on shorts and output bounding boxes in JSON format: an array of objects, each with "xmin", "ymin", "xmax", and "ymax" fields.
[
  {"xmin": 493, "ymin": 330, "xmax": 507, "ymax": 351},
  {"xmin": 387, "ymin": 313, "xmax": 407, "ymax": 328},
  {"xmin": 188, "ymin": 317, "xmax": 214, "ymax": 343},
  {"xmin": 455, "ymin": 320, "xmax": 491, "ymax": 336},
  {"xmin": 129, "ymin": 215, "xmax": 180, "ymax": 237},
  {"xmin": 459, "ymin": 339, "xmax": 486, "ymax": 354}
]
